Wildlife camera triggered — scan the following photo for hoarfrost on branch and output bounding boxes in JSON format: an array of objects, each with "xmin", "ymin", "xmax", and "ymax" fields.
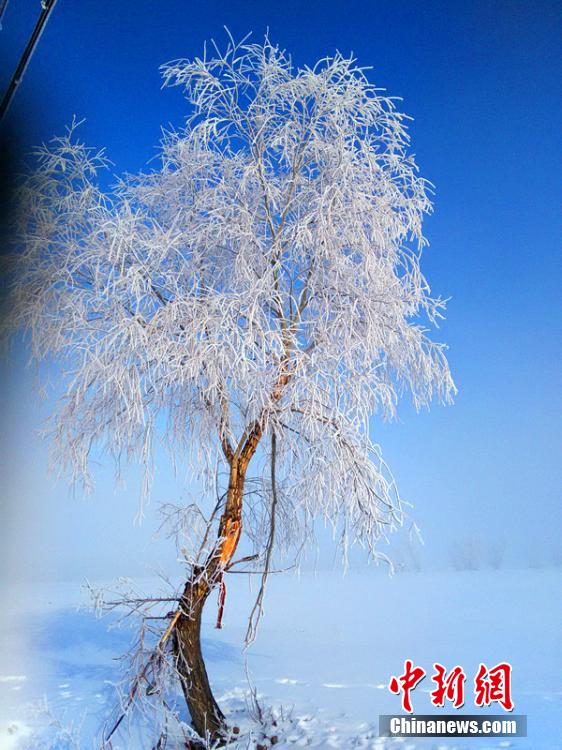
[{"xmin": 6, "ymin": 35, "xmax": 455, "ymax": 573}]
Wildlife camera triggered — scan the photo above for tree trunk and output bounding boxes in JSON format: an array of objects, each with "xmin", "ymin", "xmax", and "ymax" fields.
[
  {"xmin": 175, "ymin": 575, "xmax": 225, "ymax": 745},
  {"xmin": 173, "ymin": 459, "xmax": 248, "ymax": 746}
]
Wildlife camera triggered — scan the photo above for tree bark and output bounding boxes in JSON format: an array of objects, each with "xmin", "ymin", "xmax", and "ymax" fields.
[
  {"xmin": 172, "ymin": 385, "xmax": 278, "ymax": 744},
  {"xmin": 173, "ymin": 459, "xmax": 248, "ymax": 745},
  {"xmin": 175, "ymin": 576, "xmax": 225, "ymax": 744}
]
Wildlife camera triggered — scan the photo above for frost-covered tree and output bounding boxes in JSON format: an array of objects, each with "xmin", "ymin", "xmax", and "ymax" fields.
[{"xmin": 4, "ymin": 35, "xmax": 455, "ymax": 747}]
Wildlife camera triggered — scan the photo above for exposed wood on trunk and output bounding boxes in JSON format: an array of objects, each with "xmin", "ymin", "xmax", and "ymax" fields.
[
  {"xmin": 174, "ymin": 450, "xmax": 256, "ymax": 743},
  {"xmin": 173, "ymin": 366, "xmax": 293, "ymax": 743}
]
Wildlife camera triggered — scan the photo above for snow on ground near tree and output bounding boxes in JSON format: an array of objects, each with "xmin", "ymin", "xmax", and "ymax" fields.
[{"xmin": 0, "ymin": 568, "xmax": 560, "ymax": 749}]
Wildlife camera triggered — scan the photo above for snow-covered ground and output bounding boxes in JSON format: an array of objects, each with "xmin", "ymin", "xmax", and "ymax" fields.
[{"xmin": 0, "ymin": 568, "xmax": 560, "ymax": 749}]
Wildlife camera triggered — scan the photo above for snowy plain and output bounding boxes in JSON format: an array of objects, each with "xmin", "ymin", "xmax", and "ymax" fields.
[{"xmin": 0, "ymin": 567, "xmax": 560, "ymax": 749}]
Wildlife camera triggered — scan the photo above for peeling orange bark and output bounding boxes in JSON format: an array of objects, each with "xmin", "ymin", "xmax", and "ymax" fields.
[{"xmin": 218, "ymin": 518, "xmax": 241, "ymax": 567}]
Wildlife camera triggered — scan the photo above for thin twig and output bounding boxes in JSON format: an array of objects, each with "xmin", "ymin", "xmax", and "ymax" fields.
[{"xmin": 245, "ymin": 430, "xmax": 279, "ymax": 645}]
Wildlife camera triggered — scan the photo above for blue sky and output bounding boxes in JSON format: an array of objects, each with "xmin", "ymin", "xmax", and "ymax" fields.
[{"xmin": 1, "ymin": 0, "xmax": 560, "ymax": 581}]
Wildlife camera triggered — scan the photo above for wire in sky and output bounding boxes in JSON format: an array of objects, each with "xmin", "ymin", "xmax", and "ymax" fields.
[{"xmin": 0, "ymin": 0, "xmax": 58, "ymax": 121}]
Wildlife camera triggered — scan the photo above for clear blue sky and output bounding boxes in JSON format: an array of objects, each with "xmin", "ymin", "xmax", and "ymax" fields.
[{"xmin": 1, "ymin": 0, "xmax": 560, "ymax": 581}]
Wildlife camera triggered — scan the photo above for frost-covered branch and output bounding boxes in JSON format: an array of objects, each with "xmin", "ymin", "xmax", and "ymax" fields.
[{"xmin": 4, "ymin": 30, "xmax": 455, "ymax": 612}]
